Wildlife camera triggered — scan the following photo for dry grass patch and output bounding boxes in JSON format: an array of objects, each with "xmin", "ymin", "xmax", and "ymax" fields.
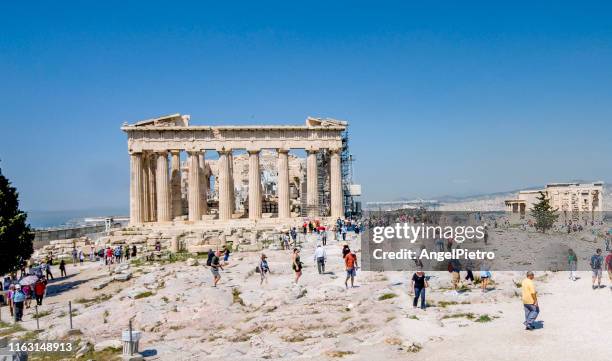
[
  {"xmin": 325, "ymin": 350, "xmax": 355, "ymax": 358},
  {"xmin": 385, "ymin": 337, "xmax": 403, "ymax": 346},
  {"xmin": 227, "ymin": 333, "xmax": 252, "ymax": 342},
  {"xmin": 281, "ymin": 333, "xmax": 311, "ymax": 342},
  {"xmin": 442, "ymin": 312, "xmax": 475, "ymax": 320},
  {"xmin": 75, "ymin": 293, "xmax": 112, "ymax": 306}
]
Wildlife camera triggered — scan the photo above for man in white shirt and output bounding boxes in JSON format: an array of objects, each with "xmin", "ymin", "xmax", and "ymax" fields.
[{"xmin": 314, "ymin": 244, "xmax": 327, "ymax": 274}]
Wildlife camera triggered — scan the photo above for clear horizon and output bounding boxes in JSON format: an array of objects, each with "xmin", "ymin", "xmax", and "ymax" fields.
[{"xmin": 2, "ymin": 2, "xmax": 612, "ymax": 212}]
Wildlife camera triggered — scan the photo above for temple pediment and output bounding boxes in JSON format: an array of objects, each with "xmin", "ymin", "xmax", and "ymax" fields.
[
  {"xmin": 131, "ymin": 113, "xmax": 190, "ymax": 127},
  {"xmin": 306, "ymin": 116, "xmax": 348, "ymax": 128}
]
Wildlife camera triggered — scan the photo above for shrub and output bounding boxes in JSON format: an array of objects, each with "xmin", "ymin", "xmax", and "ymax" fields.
[{"xmin": 475, "ymin": 314, "xmax": 493, "ymax": 323}]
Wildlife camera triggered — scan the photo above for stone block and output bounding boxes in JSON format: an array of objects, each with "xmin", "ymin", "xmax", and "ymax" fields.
[{"xmin": 113, "ymin": 272, "xmax": 132, "ymax": 282}]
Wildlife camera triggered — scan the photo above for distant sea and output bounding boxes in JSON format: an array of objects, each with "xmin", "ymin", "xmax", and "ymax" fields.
[{"xmin": 26, "ymin": 208, "xmax": 128, "ymax": 229}]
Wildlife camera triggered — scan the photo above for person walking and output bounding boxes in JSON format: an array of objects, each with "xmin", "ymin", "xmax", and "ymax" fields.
[
  {"xmin": 7, "ymin": 284, "xmax": 15, "ymax": 318},
  {"xmin": 72, "ymin": 248, "xmax": 78, "ymax": 266},
  {"xmin": 210, "ymin": 251, "xmax": 223, "ymax": 287},
  {"xmin": 292, "ymin": 248, "xmax": 303, "ymax": 284},
  {"xmin": 97, "ymin": 249, "xmax": 105, "ymax": 265},
  {"xmin": 314, "ymin": 244, "xmax": 327, "ymax": 274},
  {"xmin": 321, "ymin": 229, "xmax": 327, "ymax": 246},
  {"xmin": 206, "ymin": 248, "xmax": 214, "ymax": 267},
  {"xmin": 290, "ymin": 227, "xmax": 297, "ymax": 244},
  {"xmin": 411, "ymin": 268, "xmax": 429, "ymax": 310},
  {"xmin": 521, "ymin": 271, "xmax": 539, "ymax": 330},
  {"xmin": 480, "ymin": 264, "xmax": 491, "ymax": 292},
  {"xmin": 114, "ymin": 246, "xmax": 122, "ymax": 263},
  {"xmin": 59, "ymin": 259, "xmax": 67, "ymax": 277},
  {"xmin": 590, "ymin": 248, "xmax": 604, "ymax": 289},
  {"xmin": 435, "ymin": 235, "xmax": 444, "ymax": 252},
  {"xmin": 465, "ymin": 259, "xmax": 475, "ymax": 285},
  {"xmin": 22, "ymin": 284, "xmax": 32, "ymax": 309},
  {"xmin": 105, "ymin": 247, "xmax": 113, "ymax": 265},
  {"xmin": 223, "ymin": 245, "xmax": 231, "ymax": 263},
  {"xmin": 344, "ymin": 250, "xmax": 358, "ymax": 289},
  {"xmin": 259, "ymin": 254, "xmax": 270, "ymax": 285},
  {"xmin": 124, "ymin": 245, "xmax": 130, "ymax": 261},
  {"xmin": 43, "ymin": 260, "xmax": 54, "ymax": 280},
  {"xmin": 568, "ymin": 248, "xmax": 578, "ymax": 281},
  {"xmin": 79, "ymin": 249, "xmax": 84, "ymax": 265},
  {"xmin": 449, "ymin": 259, "xmax": 461, "ymax": 291},
  {"xmin": 12, "ymin": 285, "xmax": 26, "ymax": 322},
  {"xmin": 605, "ymin": 249, "xmax": 612, "ymax": 289},
  {"xmin": 34, "ymin": 278, "xmax": 46, "ymax": 306}
]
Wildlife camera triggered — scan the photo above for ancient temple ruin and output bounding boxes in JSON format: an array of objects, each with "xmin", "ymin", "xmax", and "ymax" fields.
[
  {"xmin": 122, "ymin": 114, "xmax": 347, "ymax": 228},
  {"xmin": 505, "ymin": 182, "xmax": 604, "ymax": 222}
]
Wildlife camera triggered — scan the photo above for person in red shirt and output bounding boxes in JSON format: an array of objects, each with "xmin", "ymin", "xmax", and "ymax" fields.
[
  {"xmin": 344, "ymin": 250, "xmax": 358, "ymax": 289},
  {"xmin": 605, "ymin": 250, "xmax": 612, "ymax": 288},
  {"xmin": 106, "ymin": 247, "xmax": 113, "ymax": 265},
  {"xmin": 34, "ymin": 278, "xmax": 47, "ymax": 306}
]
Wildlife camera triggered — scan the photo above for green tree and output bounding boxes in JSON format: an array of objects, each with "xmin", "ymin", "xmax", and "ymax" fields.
[
  {"xmin": 530, "ymin": 191, "xmax": 559, "ymax": 233},
  {"xmin": 0, "ymin": 167, "xmax": 34, "ymax": 275}
]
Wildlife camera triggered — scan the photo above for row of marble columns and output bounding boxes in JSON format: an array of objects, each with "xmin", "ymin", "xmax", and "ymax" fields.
[{"xmin": 129, "ymin": 148, "xmax": 344, "ymax": 225}]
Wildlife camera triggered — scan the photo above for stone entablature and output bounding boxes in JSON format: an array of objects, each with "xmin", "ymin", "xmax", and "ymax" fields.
[{"xmin": 122, "ymin": 124, "xmax": 345, "ymax": 153}]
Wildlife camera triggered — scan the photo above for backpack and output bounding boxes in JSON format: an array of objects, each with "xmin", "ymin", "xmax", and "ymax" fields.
[
  {"xmin": 591, "ymin": 255, "xmax": 602, "ymax": 269},
  {"xmin": 13, "ymin": 290, "xmax": 26, "ymax": 303}
]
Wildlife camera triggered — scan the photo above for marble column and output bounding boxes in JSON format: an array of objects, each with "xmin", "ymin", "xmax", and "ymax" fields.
[
  {"xmin": 187, "ymin": 151, "xmax": 201, "ymax": 222},
  {"xmin": 248, "ymin": 150, "xmax": 262, "ymax": 219},
  {"xmin": 306, "ymin": 149, "xmax": 319, "ymax": 217},
  {"xmin": 129, "ymin": 152, "xmax": 144, "ymax": 224},
  {"xmin": 156, "ymin": 151, "xmax": 171, "ymax": 222},
  {"xmin": 147, "ymin": 153, "xmax": 157, "ymax": 222},
  {"xmin": 198, "ymin": 151, "xmax": 209, "ymax": 216},
  {"xmin": 141, "ymin": 153, "xmax": 151, "ymax": 222},
  {"xmin": 218, "ymin": 150, "xmax": 232, "ymax": 221},
  {"xmin": 228, "ymin": 152, "xmax": 235, "ymax": 214},
  {"xmin": 170, "ymin": 150, "xmax": 182, "ymax": 219},
  {"xmin": 277, "ymin": 149, "xmax": 290, "ymax": 219},
  {"xmin": 330, "ymin": 148, "xmax": 344, "ymax": 219}
]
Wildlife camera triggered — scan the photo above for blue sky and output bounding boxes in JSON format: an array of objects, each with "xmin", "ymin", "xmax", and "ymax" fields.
[{"xmin": 1, "ymin": 1, "xmax": 611, "ymax": 214}]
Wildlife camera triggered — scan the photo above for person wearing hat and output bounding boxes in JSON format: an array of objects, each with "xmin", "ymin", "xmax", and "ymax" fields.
[
  {"xmin": 314, "ymin": 243, "xmax": 327, "ymax": 274},
  {"xmin": 12, "ymin": 284, "xmax": 26, "ymax": 322},
  {"xmin": 259, "ymin": 254, "xmax": 270, "ymax": 285}
]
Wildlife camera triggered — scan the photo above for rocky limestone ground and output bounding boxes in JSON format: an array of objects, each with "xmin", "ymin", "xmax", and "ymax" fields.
[{"xmin": 6, "ymin": 230, "xmax": 612, "ymax": 361}]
